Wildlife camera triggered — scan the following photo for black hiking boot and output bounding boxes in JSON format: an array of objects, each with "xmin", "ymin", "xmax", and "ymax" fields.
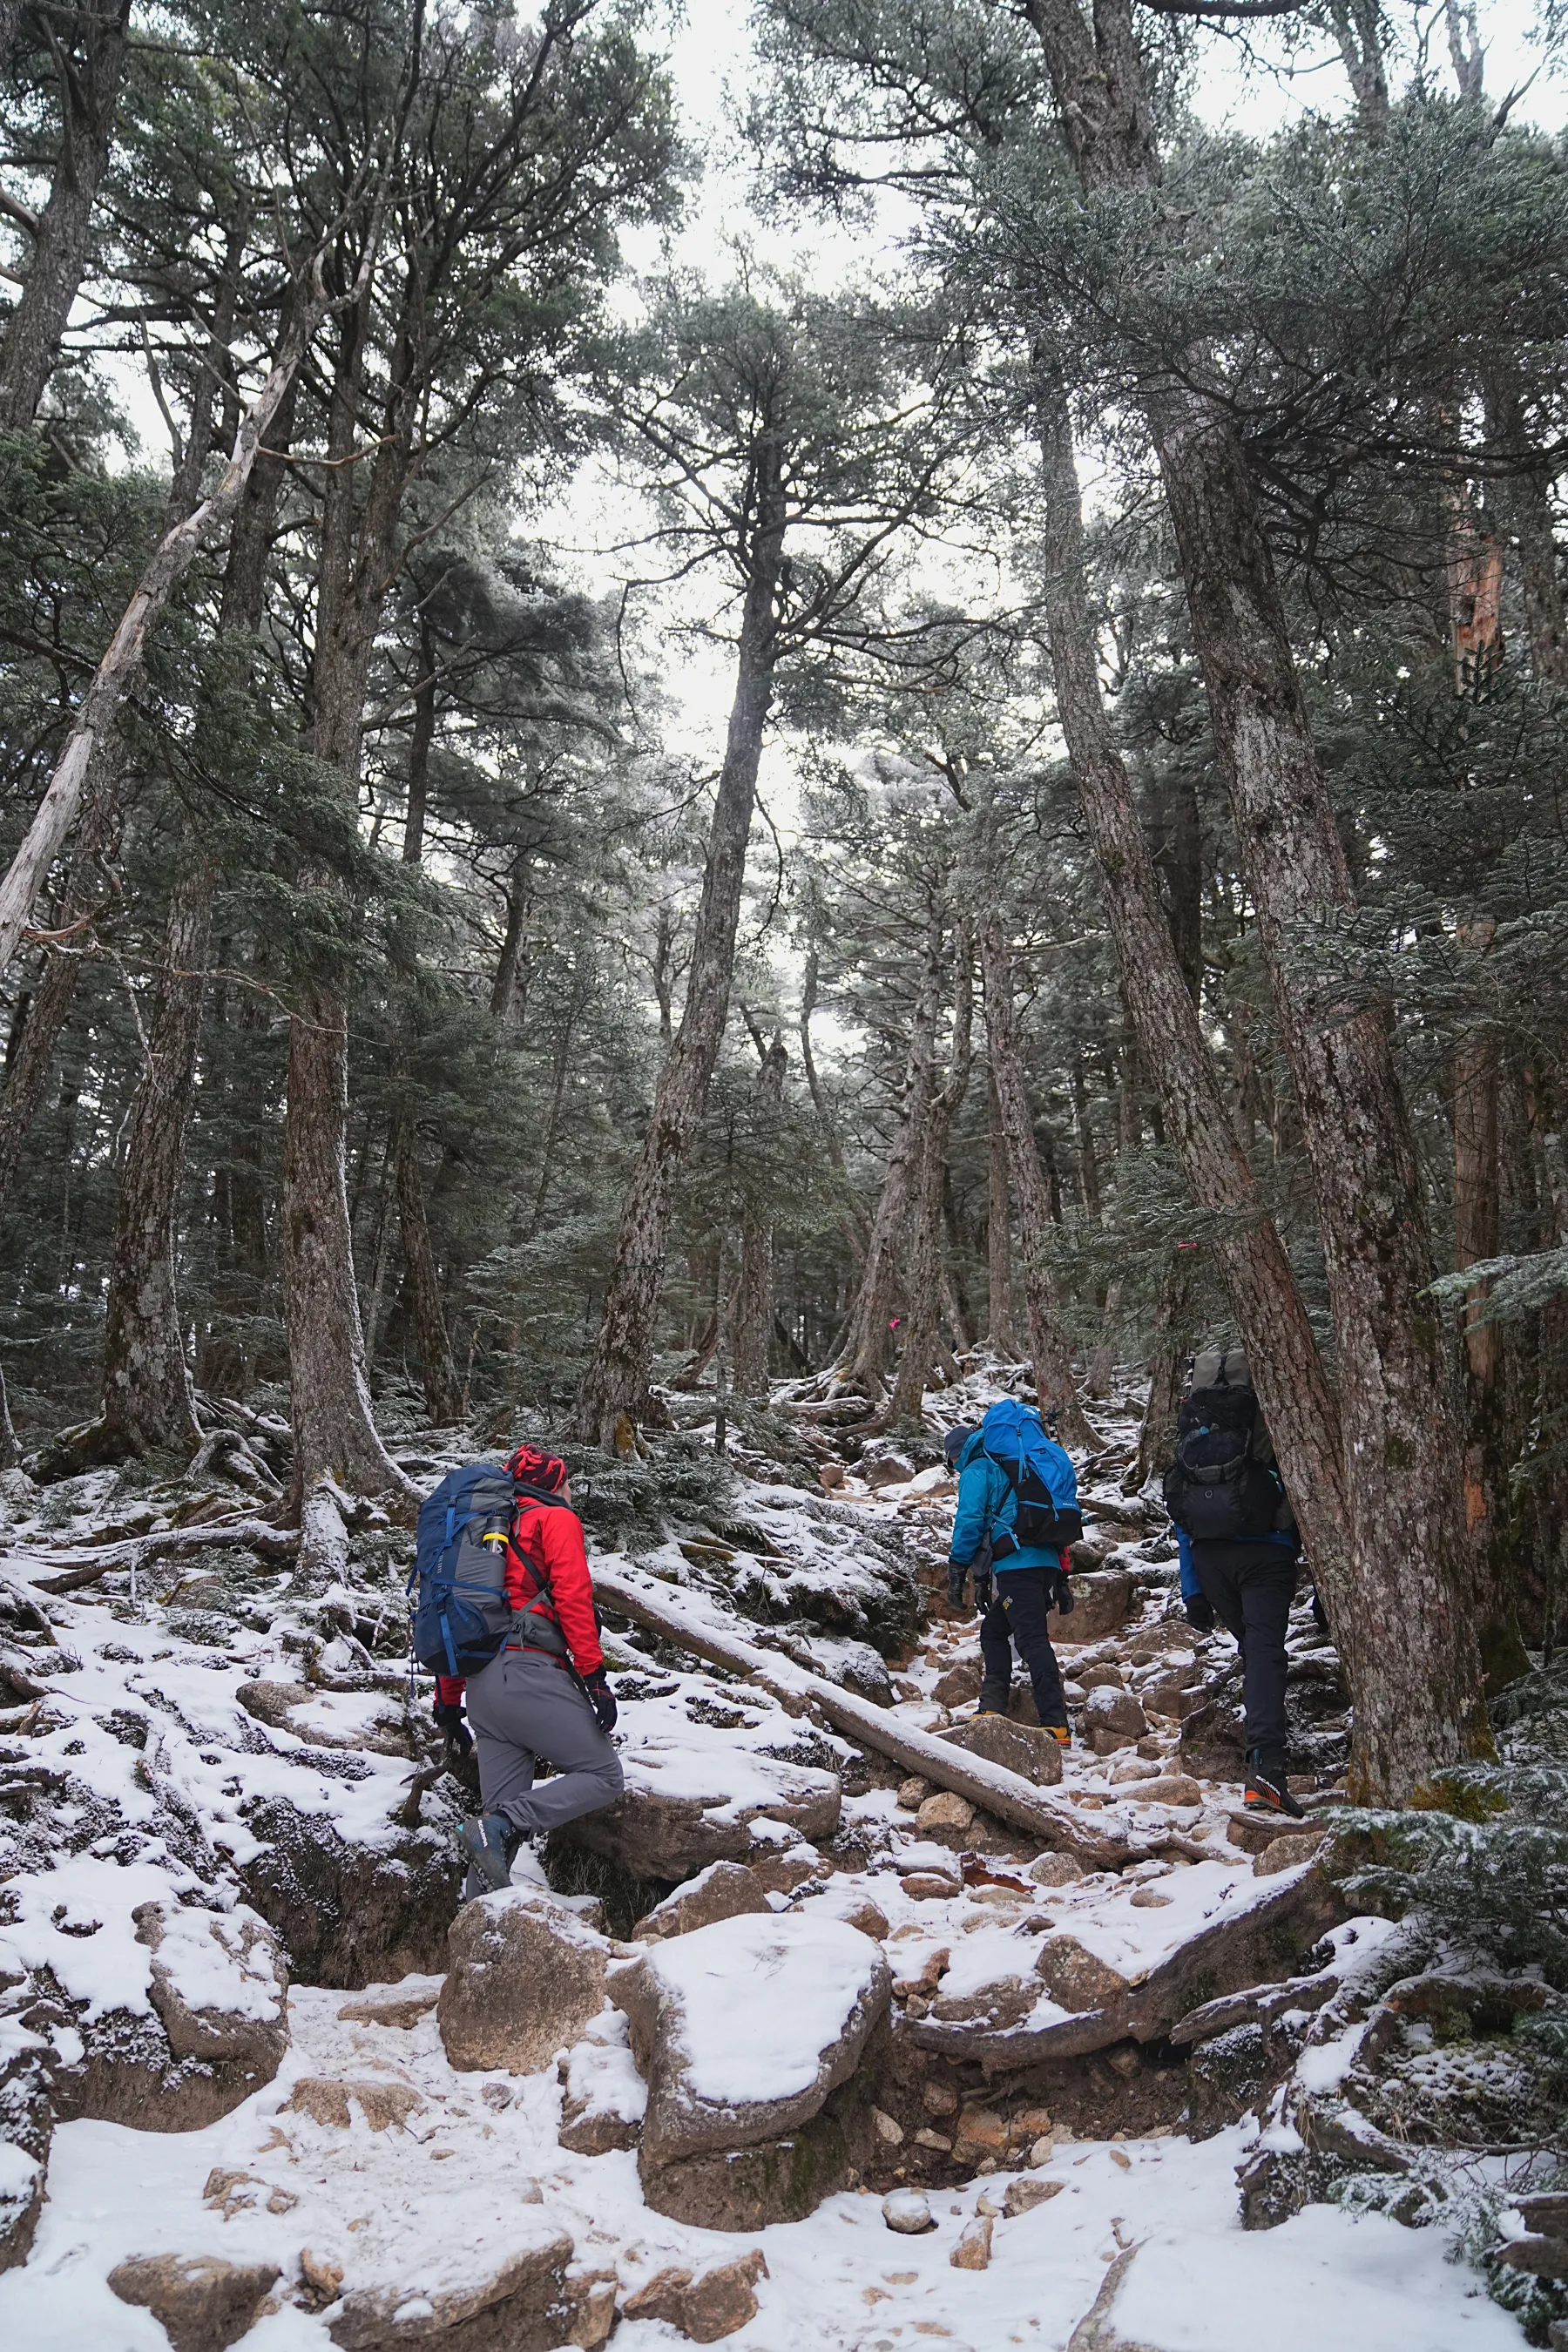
[
  {"xmin": 1243, "ymin": 1753, "xmax": 1305, "ymax": 1819},
  {"xmin": 975, "ymin": 1683, "xmax": 1010, "ymax": 1717},
  {"xmin": 456, "ymin": 1811, "xmax": 515, "ymax": 1892}
]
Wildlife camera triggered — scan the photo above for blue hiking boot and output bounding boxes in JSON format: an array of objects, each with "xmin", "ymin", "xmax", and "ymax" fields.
[{"xmin": 456, "ymin": 1812, "xmax": 514, "ymax": 1892}]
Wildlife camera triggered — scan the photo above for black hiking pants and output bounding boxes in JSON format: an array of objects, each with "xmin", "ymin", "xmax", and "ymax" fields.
[
  {"xmin": 466, "ymin": 1645, "xmax": 624, "ymax": 1844},
  {"xmin": 979, "ymin": 1568, "xmax": 1068, "ymax": 1729},
  {"xmin": 1188, "ymin": 1539, "xmax": 1298, "ymax": 1765}
]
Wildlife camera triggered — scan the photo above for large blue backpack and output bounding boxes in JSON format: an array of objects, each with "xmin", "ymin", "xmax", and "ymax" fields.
[
  {"xmin": 979, "ymin": 1400, "xmax": 1083, "ymax": 1551},
  {"xmin": 409, "ymin": 1463, "xmax": 566, "ymax": 1678}
]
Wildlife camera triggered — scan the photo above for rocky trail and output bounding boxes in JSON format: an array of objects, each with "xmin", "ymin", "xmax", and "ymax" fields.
[{"xmin": 0, "ymin": 1370, "xmax": 1557, "ymax": 2350}]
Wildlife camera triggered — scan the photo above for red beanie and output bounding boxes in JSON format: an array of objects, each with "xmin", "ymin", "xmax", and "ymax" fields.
[{"xmin": 506, "ymin": 1442, "xmax": 569, "ymax": 1493}]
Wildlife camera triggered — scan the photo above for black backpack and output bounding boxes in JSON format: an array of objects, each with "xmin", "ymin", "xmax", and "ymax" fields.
[
  {"xmin": 1163, "ymin": 1348, "xmax": 1283, "ymax": 1541},
  {"xmin": 408, "ymin": 1463, "xmax": 568, "ymax": 1678}
]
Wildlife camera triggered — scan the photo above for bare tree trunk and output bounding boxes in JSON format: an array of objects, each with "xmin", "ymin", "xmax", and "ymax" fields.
[
  {"xmin": 887, "ymin": 928, "xmax": 973, "ymax": 1424},
  {"xmin": 981, "ymin": 921, "xmax": 1097, "ymax": 1450},
  {"xmin": 0, "ymin": 0, "xmax": 132, "ymax": 431},
  {"xmin": 1452, "ymin": 924, "xmax": 1530, "ymax": 1688},
  {"xmin": 941, "ymin": 1166, "xmax": 975, "ymax": 1351},
  {"xmin": 1128, "ymin": 1259, "xmax": 1191, "ymax": 1494},
  {"xmin": 733, "ymin": 1034, "xmax": 787, "ymax": 1400},
  {"xmin": 831, "ymin": 932, "xmax": 942, "ymax": 1393},
  {"xmin": 985, "ymin": 1065, "xmax": 1018, "ymax": 1356},
  {"xmin": 390, "ymin": 1106, "xmax": 465, "ymax": 1425},
  {"xmin": 94, "ymin": 860, "xmax": 211, "ymax": 1456},
  {"xmin": 571, "ymin": 443, "xmax": 785, "ymax": 1450},
  {"xmin": 0, "ymin": 278, "xmax": 328, "ymax": 979},
  {"xmin": 800, "ymin": 945, "xmax": 865, "ymax": 1265},
  {"xmin": 1086, "ymin": 1278, "xmax": 1122, "ymax": 1401},
  {"xmin": 489, "ymin": 847, "xmax": 532, "ymax": 1028}
]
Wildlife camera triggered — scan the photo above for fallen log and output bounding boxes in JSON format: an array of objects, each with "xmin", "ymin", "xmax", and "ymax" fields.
[
  {"xmin": 591, "ymin": 1560, "xmax": 1139, "ymax": 1869},
  {"xmin": 17, "ymin": 1517, "xmax": 300, "ymax": 1593}
]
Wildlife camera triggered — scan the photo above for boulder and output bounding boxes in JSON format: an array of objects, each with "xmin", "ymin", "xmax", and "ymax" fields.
[
  {"xmin": 623, "ymin": 2252, "xmax": 768, "ymax": 2343},
  {"xmin": 931, "ymin": 1659, "xmax": 983, "ymax": 1710},
  {"xmin": 1082, "ymin": 1687, "xmax": 1148, "ymax": 1741},
  {"xmin": 882, "ymin": 2188, "xmax": 935, "ymax": 2234},
  {"xmin": 1059, "ymin": 1571, "xmax": 1134, "ymax": 1642},
  {"xmin": 900, "ymin": 1869, "xmax": 961, "ymax": 1900},
  {"xmin": 942, "ymin": 1715, "xmax": 1064, "ymax": 1788},
  {"xmin": 801, "ymin": 1883, "xmax": 889, "ymax": 1941},
  {"xmin": 896, "ymin": 1776, "xmax": 929, "ymax": 1809},
  {"xmin": 930, "ymin": 1981, "xmax": 1037, "ymax": 2031},
  {"xmin": 562, "ymin": 1768, "xmax": 841, "ymax": 1883},
  {"xmin": 1033, "ymin": 1936, "xmax": 1132, "ymax": 2012},
  {"xmin": 439, "ymin": 1891, "xmax": 611, "ymax": 2076},
  {"xmin": 239, "ymin": 1797, "xmax": 459, "ymax": 1990},
  {"xmin": 633, "ymin": 1862, "xmax": 770, "ymax": 1944},
  {"xmin": 1030, "ymin": 1853, "xmax": 1085, "ymax": 1888},
  {"xmin": 0, "ymin": 2144, "xmax": 44, "ymax": 2274},
  {"xmin": 558, "ymin": 2011, "xmax": 647, "ymax": 2155},
  {"xmin": 327, "ymin": 2217, "xmax": 583, "ymax": 2350},
  {"xmin": 1254, "ymin": 1828, "xmax": 1332, "ymax": 1876},
  {"xmin": 1124, "ymin": 1775, "xmax": 1203, "ymax": 1809},
  {"xmin": 108, "ymin": 2254, "xmax": 280, "ymax": 2352},
  {"xmin": 612, "ymin": 1912, "xmax": 890, "ymax": 2227},
  {"xmin": 136, "ymin": 1902, "xmax": 288, "ymax": 2077},
  {"xmin": 1228, "ymin": 1810, "xmax": 1328, "ymax": 1857},
  {"xmin": 863, "ymin": 1454, "xmax": 915, "ymax": 1490},
  {"xmin": 915, "ymin": 1791, "xmax": 975, "ymax": 1848}
]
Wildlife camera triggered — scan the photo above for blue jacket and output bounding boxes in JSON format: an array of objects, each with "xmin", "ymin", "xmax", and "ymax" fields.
[{"xmin": 949, "ymin": 1404, "xmax": 1078, "ymax": 1575}]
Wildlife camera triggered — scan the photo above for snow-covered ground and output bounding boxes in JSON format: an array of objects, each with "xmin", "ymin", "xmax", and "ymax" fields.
[{"xmin": 0, "ymin": 1378, "xmax": 1534, "ymax": 2348}]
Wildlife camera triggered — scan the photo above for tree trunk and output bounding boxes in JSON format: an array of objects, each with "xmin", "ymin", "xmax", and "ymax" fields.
[
  {"xmin": 942, "ymin": 1164, "xmax": 975, "ymax": 1351},
  {"xmin": 1128, "ymin": 1260, "xmax": 1191, "ymax": 1494},
  {"xmin": 733, "ymin": 1036, "xmax": 787, "ymax": 1400},
  {"xmin": 1017, "ymin": 0, "xmax": 1484, "ymax": 1792},
  {"xmin": 831, "ymin": 932, "xmax": 942, "ymax": 1393},
  {"xmin": 800, "ymin": 945, "xmax": 865, "ymax": 1264},
  {"xmin": 390, "ymin": 1106, "xmax": 465, "ymax": 1426},
  {"xmin": 1452, "ymin": 923, "xmax": 1530, "ymax": 1688},
  {"xmin": 490, "ymin": 847, "xmax": 532, "ymax": 1027},
  {"xmin": 282, "ymin": 300, "xmax": 416, "ymax": 1518},
  {"xmin": 96, "ymin": 859, "xmax": 212, "ymax": 1456},
  {"xmin": 981, "ymin": 921, "xmax": 1097, "ymax": 1450},
  {"xmin": 571, "ymin": 442, "xmax": 785, "ymax": 1450},
  {"xmin": 0, "ymin": 0, "xmax": 132, "ymax": 432},
  {"xmin": 887, "ymin": 926, "xmax": 973, "ymax": 1424},
  {"xmin": 1032, "ymin": 366, "xmax": 1475, "ymax": 1797},
  {"xmin": 985, "ymin": 1065, "xmax": 1018, "ymax": 1357}
]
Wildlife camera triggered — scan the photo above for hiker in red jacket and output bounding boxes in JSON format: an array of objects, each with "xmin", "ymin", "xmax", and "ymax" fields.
[{"xmin": 438, "ymin": 1443, "xmax": 623, "ymax": 1894}]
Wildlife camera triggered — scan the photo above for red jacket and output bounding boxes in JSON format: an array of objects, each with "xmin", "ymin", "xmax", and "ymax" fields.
[{"xmin": 435, "ymin": 1496, "xmax": 603, "ymax": 1707}]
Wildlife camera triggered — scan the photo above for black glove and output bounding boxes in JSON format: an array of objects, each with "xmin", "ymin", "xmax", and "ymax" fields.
[
  {"xmin": 946, "ymin": 1559, "xmax": 969, "ymax": 1610},
  {"xmin": 1051, "ymin": 1568, "xmax": 1074, "ymax": 1617},
  {"xmin": 584, "ymin": 1669, "xmax": 618, "ymax": 1734},
  {"xmin": 973, "ymin": 1565, "xmax": 994, "ymax": 1612},
  {"xmin": 434, "ymin": 1700, "xmax": 473, "ymax": 1759},
  {"xmin": 1183, "ymin": 1592, "xmax": 1216, "ymax": 1634}
]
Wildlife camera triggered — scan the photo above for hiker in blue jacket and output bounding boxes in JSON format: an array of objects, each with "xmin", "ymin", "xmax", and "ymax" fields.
[{"xmin": 945, "ymin": 1399, "xmax": 1080, "ymax": 1746}]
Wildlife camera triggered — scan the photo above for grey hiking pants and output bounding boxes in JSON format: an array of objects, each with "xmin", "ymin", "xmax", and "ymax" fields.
[{"xmin": 466, "ymin": 1645, "xmax": 624, "ymax": 1844}]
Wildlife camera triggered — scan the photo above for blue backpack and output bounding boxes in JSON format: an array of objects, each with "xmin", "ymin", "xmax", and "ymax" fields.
[
  {"xmin": 409, "ymin": 1463, "xmax": 566, "ymax": 1678},
  {"xmin": 979, "ymin": 1400, "xmax": 1083, "ymax": 1551}
]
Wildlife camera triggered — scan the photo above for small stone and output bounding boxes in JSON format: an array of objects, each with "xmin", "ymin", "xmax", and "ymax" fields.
[
  {"xmin": 883, "ymin": 2188, "xmax": 936, "ymax": 2234},
  {"xmin": 916, "ymin": 1791, "xmax": 977, "ymax": 1847},
  {"xmin": 929, "ymin": 1977, "xmax": 1037, "ymax": 2031},
  {"xmin": 108, "ymin": 2256, "xmax": 280, "ymax": 2352},
  {"xmin": 624, "ymin": 2253, "xmax": 768, "ymax": 2343},
  {"xmin": 873, "ymin": 2108, "xmax": 905, "ymax": 2146},
  {"xmin": 819, "ymin": 1463, "xmax": 846, "ymax": 1490},
  {"xmin": 897, "ymin": 1777, "xmax": 930, "ymax": 1810},
  {"xmin": 942, "ymin": 1714, "xmax": 1064, "ymax": 1788},
  {"xmin": 1106, "ymin": 2047, "xmax": 1140, "ymax": 2078},
  {"xmin": 914, "ymin": 2128, "xmax": 953, "ymax": 2152},
  {"xmin": 1110, "ymin": 2147, "xmax": 1132, "ymax": 2170},
  {"xmin": 932, "ymin": 1659, "xmax": 983, "ymax": 1708},
  {"xmin": 300, "ymin": 2249, "xmax": 345, "ymax": 2303},
  {"xmin": 901, "ymin": 1871, "xmax": 962, "ymax": 1900},
  {"xmin": 1029, "ymin": 1853, "xmax": 1085, "ymax": 1888},
  {"xmin": 1005, "ymin": 2174, "xmax": 1065, "ymax": 2217},
  {"xmin": 1126, "ymin": 1775, "xmax": 1204, "ymax": 1808},
  {"xmin": 1129, "ymin": 1888, "xmax": 1173, "ymax": 1908},
  {"xmin": 950, "ymin": 2213, "xmax": 993, "ymax": 2270},
  {"xmin": 953, "ymin": 2106, "xmax": 1010, "ymax": 2156},
  {"xmin": 335, "ymin": 1981, "xmax": 440, "ymax": 2030},
  {"xmin": 282, "ymin": 2077, "xmax": 423, "ymax": 2132},
  {"xmin": 1034, "ymin": 1936, "xmax": 1131, "ymax": 2012},
  {"xmin": 1030, "ymin": 2135, "xmax": 1054, "ymax": 2167},
  {"xmin": 923, "ymin": 2078, "xmax": 960, "ymax": 2117}
]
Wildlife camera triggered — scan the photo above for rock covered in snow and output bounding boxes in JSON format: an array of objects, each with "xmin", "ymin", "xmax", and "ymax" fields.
[
  {"xmin": 942, "ymin": 1713, "xmax": 1064, "ymax": 1786},
  {"xmin": 438, "ymin": 1889, "xmax": 611, "ymax": 2076},
  {"xmin": 882, "ymin": 2187, "xmax": 935, "ymax": 2233},
  {"xmin": 622, "ymin": 2250, "xmax": 768, "ymax": 2342},
  {"xmin": 558, "ymin": 2007, "xmax": 647, "ymax": 2154},
  {"xmin": 107, "ymin": 2253, "xmax": 280, "ymax": 2352},
  {"xmin": 915, "ymin": 1791, "xmax": 975, "ymax": 1847},
  {"xmin": 949, "ymin": 2210, "xmax": 993, "ymax": 2269},
  {"xmin": 135, "ymin": 1899, "xmax": 287, "ymax": 2073},
  {"xmin": 1033, "ymin": 1935, "xmax": 1132, "ymax": 2012},
  {"xmin": 561, "ymin": 1760, "xmax": 841, "ymax": 1882},
  {"xmin": 1057, "ymin": 1571, "xmax": 1135, "ymax": 1642},
  {"xmin": 1082, "ymin": 1686, "xmax": 1148, "ymax": 1742},
  {"xmin": 612, "ymin": 1912, "xmax": 891, "ymax": 2227},
  {"xmin": 633, "ymin": 1860, "xmax": 771, "ymax": 1943},
  {"xmin": 325, "ymin": 2213, "xmax": 583, "ymax": 2350}
]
